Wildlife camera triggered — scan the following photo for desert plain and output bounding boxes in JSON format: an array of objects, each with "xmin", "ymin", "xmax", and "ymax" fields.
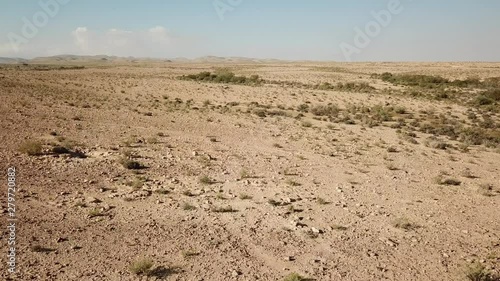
[{"xmin": 0, "ymin": 60, "xmax": 499, "ymax": 281}]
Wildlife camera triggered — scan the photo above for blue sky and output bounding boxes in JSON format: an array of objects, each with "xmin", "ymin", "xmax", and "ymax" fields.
[{"xmin": 1, "ymin": 0, "xmax": 499, "ymax": 61}]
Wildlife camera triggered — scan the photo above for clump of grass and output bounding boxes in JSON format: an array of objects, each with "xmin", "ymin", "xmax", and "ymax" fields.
[
  {"xmin": 74, "ymin": 201, "xmax": 87, "ymax": 208},
  {"xmin": 392, "ymin": 217, "xmax": 418, "ymax": 230},
  {"xmin": 154, "ymin": 188, "xmax": 170, "ymax": 195},
  {"xmin": 120, "ymin": 158, "xmax": 145, "ymax": 170},
  {"xmin": 317, "ymin": 198, "xmax": 329, "ymax": 205},
  {"xmin": 211, "ymin": 205, "xmax": 235, "ymax": 213},
  {"xmin": 51, "ymin": 145, "xmax": 70, "ymax": 154},
  {"xmin": 310, "ymin": 104, "xmax": 340, "ymax": 117},
  {"xmin": 31, "ymin": 245, "xmax": 55, "ymax": 253},
  {"xmin": 435, "ymin": 177, "xmax": 462, "ymax": 186},
  {"xmin": 479, "ymin": 184, "xmax": 497, "ymax": 197},
  {"xmin": 301, "ymin": 121, "xmax": 313, "ymax": 128},
  {"xmin": 127, "ymin": 177, "xmax": 145, "ymax": 189},
  {"xmin": 283, "ymin": 273, "xmax": 307, "ymax": 281},
  {"xmin": 331, "ymin": 225, "xmax": 348, "ymax": 231},
  {"xmin": 88, "ymin": 208, "xmax": 104, "ymax": 218},
  {"xmin": 146, "ymin": 137, "xmax": 158, "ymax": 144},
  {"xmin": 182, "ymin": 190, "xmax": 195, "ymax": 197},
  {"xmin": 297, "ymin": 103, "xmax": 309, "ymax": 113},
  {"xmin": 253, "ymin": 108, "xmax": 267, "ymax": 118},
  {"xmin": 461, "ymin": 169, "xmax": 477, "ymax": 179},
  {"xmin": 182, "ymin": 250, "xmax": 200, "ymax": 259},
  {"xmin": 240, "ymin": 169, "xmax": 252, "ymax": 179},
  {"xmin": 424, "ymin": 138, "xmax": 449, "ymax": 150},
  {"xmin": 239, "ymin": 193, "xmax": 253, "ymax": 200},
  {"xmin": 465, "ymin": 263, "xmax": 498, "ymax": 281},
  {"xmin": 129, "ymin": 258, "xmax": 154, "ymax": 275},
  {"xmin": 199, "ymin": 175, "xmax": 213, "ymax": 185},
  {"xmin": 18, "ymin": 140, "xmax": 44, "ymax": 156},
  {"xmin": 197, "ymin": 155, "xmax": 211, "ymax": 167},
  {"xmin": 182, "ymin": 202, "xmax": 196, "ymax": 211},
  {"xmin": 386, "ymin": 163, "xmax": 399, "ymax": 171},
  {"xmin": 286, "ymin": 179, "xmax": 301, "ymax": 187},
  {"xmin": 387, "ymin": 146, "xmax": 398, "ymax": 153}
]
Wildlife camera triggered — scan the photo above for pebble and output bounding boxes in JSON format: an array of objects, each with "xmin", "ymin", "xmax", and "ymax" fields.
[{"xmin": 231, "ymin": 270, "xmax": 241, "ymax": 277}]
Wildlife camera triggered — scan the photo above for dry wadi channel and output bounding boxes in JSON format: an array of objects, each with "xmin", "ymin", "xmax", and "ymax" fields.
[{"xmin": 0, "ymin": 62, "xmax": 499, "ymax": 281}]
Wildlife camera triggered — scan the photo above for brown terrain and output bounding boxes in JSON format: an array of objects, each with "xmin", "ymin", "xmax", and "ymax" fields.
[{"xmin": 0, "ymin": 61, "xmax": 499, "ymax": 281}]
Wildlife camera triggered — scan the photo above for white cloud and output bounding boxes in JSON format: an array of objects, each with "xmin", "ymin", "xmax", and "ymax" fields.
[
  {"xmin": 0, "ymin": 25, "xmax": 201, "ymax": 59},
  {"xmin": 72, "ymin": 26, "xmax": 89, "ymax": 52},
  {"xmin": 65, "ymin": 26, "xmax": 191, "ymax": 57}
]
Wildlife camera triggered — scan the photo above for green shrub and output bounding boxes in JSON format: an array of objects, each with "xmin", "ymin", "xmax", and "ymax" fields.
[{"xmin": 180, "ymin": 70, "xmax": 262, "ymax": 85}]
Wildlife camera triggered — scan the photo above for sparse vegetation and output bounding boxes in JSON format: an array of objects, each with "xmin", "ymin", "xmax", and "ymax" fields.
[
  {"xmin": 465, "ymin": 263, "xmax": 499, "ymax": 281},
  {"xmin": 283, "ymin": 273, "xmax": 307, "ymax": 281},
  {"xmin": 301, "ymin": 121, "xmax": 312, "ymax": 128},
  {"xmin": 5, "ymin": 61, "xmax": 500, "ymax": 281},
  {"xmin": 479, "ymin": 184, "xmax": 498, "ymax": 197},
  {"xmin": 199, "ymin": 175, "xmax": 213, "ymax": 185},
  {"xmin": 120, "ymin": 157, "xmax": 145, "ymax": 170},
  {"xmin": 182, "ymin": 202, "xmax": 197, "ymax": 211},
  {"xmin": 88, "ymin": 208, "xmax": 104, "ymax": 218},
  {"xmin": 392, "ymin": 217, "xmax": 418, "ymax": 230},
  {"xmin": 18, "ymin": 140, "xmax": 43, "ymax": 156},
  {"xmin": 211, "ymin": 205, "xmax": 235, "ymax": 213},
  {"xmin": 386, "ymin": 163, "xmax": 399, "ymax": 171},
  {"xmin": 240, "ymin": 169, "xmax": 252, "ymax": 179},
  {"xmin": 310, "ymin": 104, "xmax": 340, "ymax": 117},
  {"xmin": 180, "ymin": 70, "xmax": 263, "ymax": 85},
  {"xmin": 182, "ymin": 250, "xmax": 200, "ymax": 259},
  {"xmin": 331, "ymin": 225, "xmax": 348, "ymax": 231},
  {"xmin": 286, "ymin": 179, "xmax": 301, "ymax": 187},
  {"xmin": 154, "ymin": 188, "xmax": 170, "ymax": 195},
  {"xmin": 31, "ymin": 245, "xmax": 55, "ymax": 253},
  {"xmin": 317, "ymin": 198, "xmax": 328, "ymax": 205},
  {"xmin": 127, "ymin": 177, "xmax": 145, "ymax": 189},
  {"xmin": 129, "ymin": 258, "xmax": 154, "ymax": 275},
  {"xmin": 435, "ymin": 176, "xmax": 462, "ymax": 186},
  {"xmin": 239, "ymin": 193, "xmax": 253, "ymax": 200}
]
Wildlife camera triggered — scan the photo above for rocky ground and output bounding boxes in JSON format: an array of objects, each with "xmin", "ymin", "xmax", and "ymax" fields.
[{"xmin": 0, "ymin": 62, "xmax": 499, "ymax": 280}]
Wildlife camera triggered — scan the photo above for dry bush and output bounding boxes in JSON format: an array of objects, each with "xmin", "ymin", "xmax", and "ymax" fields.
[{"xmin": 18, "ymin": 140, "xmax": 44, "ymax": 156}]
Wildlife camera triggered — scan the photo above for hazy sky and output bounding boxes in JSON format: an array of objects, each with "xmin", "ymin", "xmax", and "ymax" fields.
[{"xmin": 1, "ymin": 0, "xmax": 499, "ymax": 61}]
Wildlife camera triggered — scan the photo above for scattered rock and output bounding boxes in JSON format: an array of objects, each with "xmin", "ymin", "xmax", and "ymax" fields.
[{"xmin": 87, "ymin": 197, "xmax": 101, "ymax": 203}]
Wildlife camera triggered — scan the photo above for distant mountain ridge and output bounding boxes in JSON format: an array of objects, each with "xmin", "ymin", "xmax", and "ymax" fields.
[
  {"xmin": 0, "ymin": 57, "xmax": 29, "ymax": 64},
  {"xmin": 0, "ymin": 55, "xmax": 289, "ymax": 64}
]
